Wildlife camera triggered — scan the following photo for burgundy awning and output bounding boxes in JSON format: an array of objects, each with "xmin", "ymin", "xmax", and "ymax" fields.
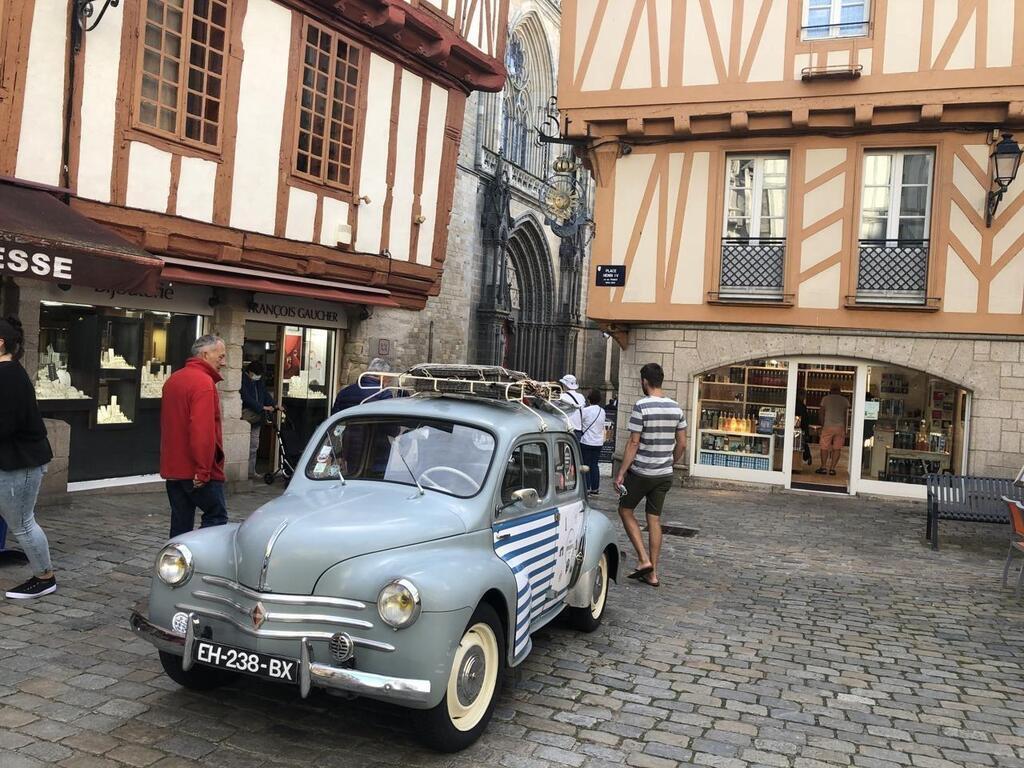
[
  {"xmin": 0, "ymin": 180, "xmax": 162, "ymax": 293},
  {"xmin": 161, "ymin": 260, "xmax": 400, "ymax": 308}
]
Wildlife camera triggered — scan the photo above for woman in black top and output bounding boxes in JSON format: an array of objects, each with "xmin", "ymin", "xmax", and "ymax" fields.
[{"xmin": 0, "ymin": 316, "xmax": 56, "ymax": 599}]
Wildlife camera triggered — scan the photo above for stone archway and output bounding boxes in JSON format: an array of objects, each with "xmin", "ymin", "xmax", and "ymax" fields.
[{"xmin": 505, "ymin": 216, "xmax": 557, "ymax": 379}]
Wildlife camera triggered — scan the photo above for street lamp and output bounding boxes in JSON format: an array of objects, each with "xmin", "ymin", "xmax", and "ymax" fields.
[{"xmin": 986, "ymin": 132, "xmax": 1023, "ymax": 227}]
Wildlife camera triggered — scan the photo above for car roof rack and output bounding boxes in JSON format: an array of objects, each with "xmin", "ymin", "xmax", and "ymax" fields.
[{"xmin": 357, "ymin": 364, "xmax": 570, "ymax": 430}]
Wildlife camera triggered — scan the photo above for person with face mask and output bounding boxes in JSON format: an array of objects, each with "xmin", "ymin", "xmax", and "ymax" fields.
[
  {"xmin": 241, "ymin": 360, "xmax": 277, "ymax": 478},
  {"xmin": 0, "ymin": 316, "xmax": 57, "ymax": 599}
]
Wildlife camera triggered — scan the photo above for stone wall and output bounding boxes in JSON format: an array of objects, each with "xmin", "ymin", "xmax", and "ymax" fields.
[
  {"xmin": 210, "ymin": 293, "xmax": 251, "ymax": 484},
  {"xmin": 616, "ymin": 325, "xmax": 1024, "ymax": 480}
]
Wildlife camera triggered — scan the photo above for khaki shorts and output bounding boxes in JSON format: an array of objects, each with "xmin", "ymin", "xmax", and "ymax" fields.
[
  {"xmin": 819, "ymin": 425, "xmax": 846, "ymax": 451},
  {"xmin": 619, "ymin": 471, "xmax": 674, "ymax": 516}
]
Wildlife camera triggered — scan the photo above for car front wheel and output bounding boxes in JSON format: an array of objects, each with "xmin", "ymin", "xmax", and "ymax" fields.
[
  {"xmin": 158, "ymin": 651, "xmax": 231, "ymax": 691},
  {"xmin": 414, "ymin": 603, "xmax": 503, "ymax": 752},
  {"xmin": 568, "ymin": 550, "xmax": 610, "ymax": 632}
]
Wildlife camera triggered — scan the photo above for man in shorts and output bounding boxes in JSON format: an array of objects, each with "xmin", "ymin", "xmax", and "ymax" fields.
[
  {"xmin": 817, "ymin": 385, "xmax": 850, "ymax": 476},
  {"xmin": 614, "ymin": 362, "xmax": 687, "ymax": 587}
]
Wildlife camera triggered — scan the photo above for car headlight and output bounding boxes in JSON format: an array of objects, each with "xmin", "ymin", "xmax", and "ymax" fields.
[
  {"xmin": 377, "ymin": 578, "xmax": 421, "ymax": 629},
  {"xmin": 156, "ymin": 544, "xmax": 193, "ymax": 587}
]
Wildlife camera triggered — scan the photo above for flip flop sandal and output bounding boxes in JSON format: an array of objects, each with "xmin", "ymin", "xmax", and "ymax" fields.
[
  {"xmin": 815, "ymin": 468, "xmax": 828, "ymax": 474},
  {"xmin": 641, "ymin": 574, "xmax": 660, "ymax": 587},
  {"xmin": 627, "ymin": 566, "xmax": 654, "ymax": 580}
]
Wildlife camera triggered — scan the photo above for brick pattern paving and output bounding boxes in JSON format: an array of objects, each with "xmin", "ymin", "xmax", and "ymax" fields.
[{"xmin": 1, "ymin": 484, "xmax": 1023, "ymax": 767}]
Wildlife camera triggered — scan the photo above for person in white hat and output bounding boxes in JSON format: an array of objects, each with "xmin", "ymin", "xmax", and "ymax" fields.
[{"xmin": 558, "ymin": 374, "xmax": 586, "ymax": 440}]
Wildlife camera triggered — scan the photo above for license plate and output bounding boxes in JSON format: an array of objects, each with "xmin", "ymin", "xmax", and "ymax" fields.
[{"xmin": 193, "ymin": 640, "xmax": 298, "ymax": 683}]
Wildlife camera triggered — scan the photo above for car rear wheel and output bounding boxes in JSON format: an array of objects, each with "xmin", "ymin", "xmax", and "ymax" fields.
[
  {"xmin": 414, "ymin": 603, "xmax": 503, "ymax": 752},
  {"xmin": 568, "ymin": 551, "xmax": 609, "ymax": 633},
  {"xmin": 158, "ymin": 651, "xmax": 230, "ymax": 691}
]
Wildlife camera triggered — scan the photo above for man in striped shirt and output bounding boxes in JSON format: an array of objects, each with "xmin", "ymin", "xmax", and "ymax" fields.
[{"xmin": 614, "ymin": 362, "xmax": 687, "ymax": 588}]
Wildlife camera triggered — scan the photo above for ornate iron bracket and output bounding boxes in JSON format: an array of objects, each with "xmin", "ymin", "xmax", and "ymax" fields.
[
  {"xmin": 536, "ymin": 97, "xmax": 590, "ymax": 147},
  {"xmin": 72, "ymin": 0, "xmax": 121, "ymax": 52}
]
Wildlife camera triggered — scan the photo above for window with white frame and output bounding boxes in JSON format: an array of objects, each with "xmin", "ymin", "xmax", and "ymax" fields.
[
  {"xmin": 724, "ymin": 155, "xmax": 789, "ymax": 240},
  {"xmin": 859, "ymin": 150, "xmax": 934, "ymax": 242},
  {"xmin": 803, "ymin": 0, "xmax": 869, "ymax": 40}
]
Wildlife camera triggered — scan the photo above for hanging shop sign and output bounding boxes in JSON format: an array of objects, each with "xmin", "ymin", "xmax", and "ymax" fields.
[
  {"xmin": 245, "ymin": 293, "xmax": 349, "ymax": 329},
  {"xmin": 38, "ymin": 281, "xmax": 214, "ymax": 316}
]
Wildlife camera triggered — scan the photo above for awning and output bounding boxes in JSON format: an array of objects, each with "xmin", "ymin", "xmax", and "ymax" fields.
[
  {"xmin": 0, "ymin": 180, "xmax": 162, "ymax": 293},
  {"xmin": 161, "ymin": 258, "xmax": 399, "ymax": 308}
]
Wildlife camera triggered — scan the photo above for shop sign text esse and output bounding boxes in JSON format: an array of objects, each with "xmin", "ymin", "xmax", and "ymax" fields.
[{"xmin": 0, "ymin": 243, "xmax": 73, "ymax": 280}]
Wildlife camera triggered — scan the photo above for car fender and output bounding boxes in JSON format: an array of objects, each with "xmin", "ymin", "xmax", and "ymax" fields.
[
  {"xmin": 566, "ymin": 511, "xmax": 619, "ymax": 609},
  {"xmin": 314, "ymin": 529, "xmax": 521, "ymax": 664},
  {"xmin": 146, "ymin": 523, "xmax": 241, "ymax": 623}
]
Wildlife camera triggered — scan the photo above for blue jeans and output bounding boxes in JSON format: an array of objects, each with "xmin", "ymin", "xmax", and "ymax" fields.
[
  {"xmin": 166, "ymin": 480, "xmax": 228, "ymax": 539},
  {"xmin": 580, "ymin": 444, "xmax": 602, "ymax": 492},
  {"xmin": 0, "ymin": 466, "xmax": 52, "ymax": 576}
]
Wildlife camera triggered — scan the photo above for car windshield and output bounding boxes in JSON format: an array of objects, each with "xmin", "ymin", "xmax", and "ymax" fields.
[{"xmin": 306, "ymin": 418, "xmax": 496, "ymax": 498}]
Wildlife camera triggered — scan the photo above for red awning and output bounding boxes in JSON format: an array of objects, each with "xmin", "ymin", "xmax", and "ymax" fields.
[
  {"xmin": 161, "ymin": 262, "xmax": 399, "ymax": 308},
  {"xmin": 0, "ymin": 180, "xmax": 162, "ymax": 293}
]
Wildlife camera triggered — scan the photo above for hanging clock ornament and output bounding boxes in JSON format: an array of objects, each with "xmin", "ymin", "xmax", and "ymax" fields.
[{"xmin": 539, "ymin": 174, "xmax": 584, "ymax": 226}]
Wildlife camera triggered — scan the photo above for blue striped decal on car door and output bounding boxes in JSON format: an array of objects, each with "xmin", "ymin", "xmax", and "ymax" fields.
[{"xmin": 494, "ymin": 507, "xmax": 559, "ymax": 657}]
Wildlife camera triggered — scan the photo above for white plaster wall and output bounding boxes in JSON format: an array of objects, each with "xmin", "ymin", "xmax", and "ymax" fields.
[
  {"xmin": 622, "ymin": 180, "xmax": 658, "ymax": 303},
  {"xmin": 990, "ymin": 251, "xmax": 1024, "ymax": 314},
  {"xmin": 747, "ymin": 0, "xmax": 786, "ymax": 83},
  {"xmin": 931, "ymin": 0, "xmax": 958, "ymax": 66},
  {"xmin": 580, "ymin": 2, "xmax": 620, "ymax": 91},
  {"xmin": 805, "ymin": 148, "xmax": 846, "ymax": 183},
  {"xmin": 944, "ymin": 247, "xmax": 979, "ymax": 313},
  {"xmin": 175, "ymin": 157, "xmax": 217, "ymax": 223},
  {"xmin": 802, "ymin": 175, "xmax": 844, "ymax": 229},
  {"xmin": 354, "ymin": 54, "xmax": 396, "ymax": 254},
  {"xmin": 988, "ymin": 0, "xmax": 1015, "ymax": 68},
  {"xmin": 798, "ymin": 264, "xmax": 841, "ymax": 309},
  {"xmin": 952, "ymin": 156, "xmax": 985, "ymax": 217},
  {"xmin": 883, "ymin": 0, "xmax": 923, "ymax": 74},
  {"xmin": 610, "ymin": 154, "xmax": 654, "ymax": 276},
  {"xmin": 125, "ymin": 142, "xmax": 172, "ymax": 213},
  {"xmin": 671, "ymin": 152, "xmax": 709, "ymax": 305},
  {"xmin": 285, "ymin": 187, "xmax": 317, "ymax": 241},
  {"xmin": 15, "ymin": 0, "xmax": 69, "ymax": 186},
  {"xmin": 945, "ymin": 13, "xmax": 975, "ymax": 70},
  {"xmin": 229, "ymin": 0, "xmax": 290, "ymax": 235},
  {"xmin": 683, "ymin": 0, "xmax": 717, "ymax": 86},
  {"xmin": 620, "ymin": 3, "xmax": 652, "ymax": 90},
  {"xmin": 948, "ymin": 202, "xmax": 981, "ymax": 257},
  {"xmin": 574, "ymin": 0, "xmax": 599, "ymax": 83},
  {"xmin": 76, "ymin": 1, "xmax": 123, "ymax": 202},
  {"xmin": 387, "ymin": 70, "xmax": 423, "ymax": 262},
  {"xmin": 800, "ymin": 221, "xmax": 843, "ymax": 272},
  {"xmin": 319, "ymin": 197, "xmax": 350, "ymax": 247},
  {"xmin": 416, "ymin": 84, "xmax": 449, "ymax": 265}
]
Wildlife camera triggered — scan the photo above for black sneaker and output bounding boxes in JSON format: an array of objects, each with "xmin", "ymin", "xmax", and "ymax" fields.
[{"xmin": 5, "ymin": 575, "xmax": 57, "ymax": 599}]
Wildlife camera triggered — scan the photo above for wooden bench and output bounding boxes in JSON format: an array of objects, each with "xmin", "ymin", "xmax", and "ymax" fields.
[{"xmin": 925, "ymin": 474, "xmax": 1024, "ymax": 550}]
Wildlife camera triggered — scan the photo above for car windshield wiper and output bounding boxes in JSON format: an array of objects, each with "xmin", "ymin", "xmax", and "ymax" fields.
[{"xmin": 389, "ymin": 434, "xmax": 424, "ymax": 497}]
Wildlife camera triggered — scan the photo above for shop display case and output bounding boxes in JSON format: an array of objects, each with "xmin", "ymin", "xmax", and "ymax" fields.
[{"xmin": 697, "ymin": 429, "xmax": 774, "ymax": 471}]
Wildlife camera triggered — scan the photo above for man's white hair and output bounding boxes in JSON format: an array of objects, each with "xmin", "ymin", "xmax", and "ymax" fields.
[
  {"xmin": 366, "ymin": 357, "xmax": 391, "ymax": 373},
  {"xmin": 191, "ymin": 334, "xmax": 223, "ymax": 357}
]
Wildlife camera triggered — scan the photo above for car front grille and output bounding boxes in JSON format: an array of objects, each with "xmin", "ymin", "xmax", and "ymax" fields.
[{"xmin": 172, "ymin": 575, "xmax": 394, "ymax": 653}]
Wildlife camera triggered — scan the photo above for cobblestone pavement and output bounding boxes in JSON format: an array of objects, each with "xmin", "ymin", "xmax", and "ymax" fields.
[{"xmin": 1, "ymin": 482, "xmax": 1023, "ymax": 768}]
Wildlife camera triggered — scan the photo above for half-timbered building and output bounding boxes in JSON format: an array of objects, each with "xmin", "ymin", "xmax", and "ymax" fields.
[
  {"xmin": 0, "ymin": 0, "xmax": 507, "ymax": 492},
  {"xmin": 561, "ymin": 0, "xmax": 1024, "ymax": 497}
]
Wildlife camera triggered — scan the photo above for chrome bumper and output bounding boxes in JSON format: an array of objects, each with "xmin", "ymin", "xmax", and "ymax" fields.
[{"xmin": 129, "ymin": 609, "xmax": 432, "ymax": 705}]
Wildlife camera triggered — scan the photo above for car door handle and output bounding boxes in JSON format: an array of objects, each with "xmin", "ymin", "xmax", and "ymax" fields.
[{"xmin": 496, "ymin": 532, "xmax": 511, "ymax": 540}]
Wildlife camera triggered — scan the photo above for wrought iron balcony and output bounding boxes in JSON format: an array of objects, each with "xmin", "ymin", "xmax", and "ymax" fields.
[
  {"xmin": 855, "ymin": 239, "xmax": 929, "ymax": 304},
  {"xmin": 718, "ymin": 238, "xmax": 787, "ymax": 300}
]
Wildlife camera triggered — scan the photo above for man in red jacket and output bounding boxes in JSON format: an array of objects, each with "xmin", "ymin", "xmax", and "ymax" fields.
[{"xmin": 161, "ymin": 334, "xmax": 228, "ymax": 538}]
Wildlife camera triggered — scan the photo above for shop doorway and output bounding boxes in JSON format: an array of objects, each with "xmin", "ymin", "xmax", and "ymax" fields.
[
  {"xmin": 243, "ymin": 321, "xmax": 340, "ymax": 477},
  {"xmin": 791, "ymin": 363, "xmax": 856, "ymax": 494}
]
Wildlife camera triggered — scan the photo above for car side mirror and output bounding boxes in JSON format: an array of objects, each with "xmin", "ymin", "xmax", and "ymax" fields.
[{"xmin": 511, "ymin": 488, "xmax": 540, "ymax": 508}]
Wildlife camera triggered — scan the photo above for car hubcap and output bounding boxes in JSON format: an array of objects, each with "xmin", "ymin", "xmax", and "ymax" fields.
[
  {"xmin": 446, "ymin": 622, "xmax": 499, "ymax": 732},
  {"xmin": 456, "ymin": 647, "xmax": 486, "ymax": 707}
]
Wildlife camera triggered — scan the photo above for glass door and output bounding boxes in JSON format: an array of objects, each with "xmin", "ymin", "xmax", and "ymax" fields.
[{"xmin": 790, "ymin": 362, "xmax": 857, "ymax": 493}]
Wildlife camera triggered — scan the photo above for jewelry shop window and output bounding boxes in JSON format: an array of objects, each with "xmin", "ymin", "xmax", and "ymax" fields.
[
  {"xmin": 695, "ymin": 359, "xmax": 789, "ymax": 473},
  {"xmin": 137, "ymin": 0, "xmax": 230, "ymax": 147}
]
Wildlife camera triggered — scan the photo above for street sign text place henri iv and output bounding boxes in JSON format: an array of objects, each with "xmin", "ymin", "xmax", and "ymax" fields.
[{"xmin": 595, "ymin": 265, "xmax": 626, "ymax": 287}]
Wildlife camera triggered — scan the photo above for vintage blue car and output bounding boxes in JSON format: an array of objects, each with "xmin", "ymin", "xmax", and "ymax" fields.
[{"xmin": 130, "ymin": 366, "xmax": 619, "ymax": 751}]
